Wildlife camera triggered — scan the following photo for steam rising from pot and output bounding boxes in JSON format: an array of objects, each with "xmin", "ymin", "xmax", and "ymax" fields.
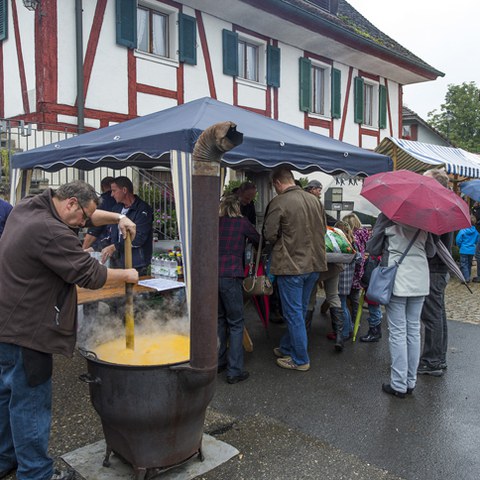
[{"xmin": 77, "ymin": 291, "xmax": 189, "ymax": 352}]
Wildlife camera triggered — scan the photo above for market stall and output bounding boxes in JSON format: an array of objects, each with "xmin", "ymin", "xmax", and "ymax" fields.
[
  {"xmin": 375, "ymin": 137, "xmax": 480, "ymax": 179},
  {"xmin": 11, "ymin": 101, "xmax": 392, "ymax": 478}
]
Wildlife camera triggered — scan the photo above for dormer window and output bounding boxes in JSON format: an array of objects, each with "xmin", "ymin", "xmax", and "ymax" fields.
[{"xmin": 309, "ymin": 0, "xmax": 339, "ymax": 15}]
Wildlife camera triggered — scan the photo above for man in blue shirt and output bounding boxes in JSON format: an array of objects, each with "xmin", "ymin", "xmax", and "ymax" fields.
[{"xmin": 100, "ymin": 176, "xmax": 153, "ymax": 276}]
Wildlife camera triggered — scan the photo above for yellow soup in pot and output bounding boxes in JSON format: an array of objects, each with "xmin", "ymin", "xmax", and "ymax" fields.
[{"xmin": 94, "ymin": 334, "xmax": 190, "ymax": 366}]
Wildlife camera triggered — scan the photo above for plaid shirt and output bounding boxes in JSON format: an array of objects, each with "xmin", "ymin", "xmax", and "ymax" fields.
[
  {"xmin": 219, "ymin": 216, "xmax": 260, "ymax": 278},
  {"xmin": 351, "ymin": 227, "xmax": 371, "ymax": 289}
]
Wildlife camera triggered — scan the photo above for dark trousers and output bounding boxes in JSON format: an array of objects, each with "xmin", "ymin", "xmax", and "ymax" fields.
[
  {"xmin": 218, "ymin": 277, "xmax": 245, "ymax": 377},
  {"xmin": 420, "ymin": 272, "xmax": 448, "ymax": 367}
]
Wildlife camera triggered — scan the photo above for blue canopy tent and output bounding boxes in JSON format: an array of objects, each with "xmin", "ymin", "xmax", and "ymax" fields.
[
  {"xmin": 11, "ymin": 97, "xmax": 392, "ymax": 321},
  {"xmin": 12, "ymin": 97, "xmax": 392, "ymax": 175}
]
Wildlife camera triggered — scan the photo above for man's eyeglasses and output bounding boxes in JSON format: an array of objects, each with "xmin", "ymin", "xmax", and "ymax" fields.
[{"xmin": 77, "ymin": 202, "xmax": 90, "ymax": 222}]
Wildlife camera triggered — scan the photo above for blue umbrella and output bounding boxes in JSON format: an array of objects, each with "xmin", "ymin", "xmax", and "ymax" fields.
[{"xmin": 460, "ymin": 180, "xmax": 480, "ymax": 202}]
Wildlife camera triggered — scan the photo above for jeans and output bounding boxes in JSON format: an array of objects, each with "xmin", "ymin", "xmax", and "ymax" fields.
[
  {"xmin": 340, "ymin": 295, "xmax": 353, "ymax": 338},
  {"xmin": 420, "ymin": 272, "xmax": 448, "ymax": 367},
  {"xmin": 277, "ymin": 272, "xmax": 320, "ymax": 366},
  {"xmin": 367, "ymin": 304, "xmax": 382, "ymax": 328},
  {"xmin": 0, "ymin": 343, "xmax": 53, "ymax": 480},
  {"xmin": 218, "ymin": 278, "xmax": 245, "ymax": 377},
  {"xmin": 385, "ymin": 295, "xmax": 425, "ymax": 393},
  {"xmin": 459, "ymin": 254, "xmax": 473, "ymax": 282}
]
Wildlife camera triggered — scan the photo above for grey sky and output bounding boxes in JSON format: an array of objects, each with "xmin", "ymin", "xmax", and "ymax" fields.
[{"xmin": 347, "ymin": 0, "xmax": 480, "ymax": 120}]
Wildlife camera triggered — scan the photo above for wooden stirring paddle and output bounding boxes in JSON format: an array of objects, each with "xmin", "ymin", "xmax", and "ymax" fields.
[{"xmin": 125, "ymin": 231, "xmax": 135, "ymax": 350}]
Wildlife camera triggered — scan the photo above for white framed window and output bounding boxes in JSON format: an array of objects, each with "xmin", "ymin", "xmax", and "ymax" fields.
[
  {"xmin": 236, "ymin": 33, "xmax": 266, "ymax": 85},
  {"xmin": 238, "ymin": 39, "xmax": 259, "ymax": 82},
  {"xmin": 136, "ymin": 1, "xmax": 178, "ymax": 63},
  {"xmin": 311, "ymin": 63, "xmax": 331, "ymax": 116},
  {"xmin": 137, "ymin": 6, "xmax": 168, "ymax": 57},
  {"xmin": 363, "ymin": 80, "xmax": 378, "ymax": 127}
]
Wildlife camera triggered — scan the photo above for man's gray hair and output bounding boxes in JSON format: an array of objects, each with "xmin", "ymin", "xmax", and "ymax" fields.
[{"xmin": 54, "ymin": 180, "xmax": 100, "ymax": 207}]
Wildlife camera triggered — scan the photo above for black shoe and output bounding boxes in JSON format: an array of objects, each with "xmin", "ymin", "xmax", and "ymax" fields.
[
  {"xmin": 472, "ymin": 277, "xmax": 480, "ymax": 283},
  {"xmin": 360, "ymin": 325, "xmax": 382, "ymax": 343},
  {"xmin": 382, "ymin": 383, "xmax": 406, "ymax": 399},
  {"xmin": 417, "ymin": 363, "xmax": 443, "ymax": 377},
  {"xmin": 406, "ymin": 387, "xmax": 415, "ymax": 395},
  {"xmin": 227, "ymin": 371, "xmax": 249, "ymax": 384},
  {"xmin": 439, "ymin": 362, "xmax": 447, "ymax": 370},
  {"xmin": 334, "ymin": 333, "xmax": 344, "ymax": 352},
  {"xmin": 217, "ymin": 364, "xmax": 227, "ymax": 373}
]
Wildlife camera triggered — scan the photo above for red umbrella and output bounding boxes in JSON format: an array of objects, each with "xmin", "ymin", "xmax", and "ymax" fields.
[{"xmin": 361, "ymin": 170, "xmax": 471, "ymax": 235}]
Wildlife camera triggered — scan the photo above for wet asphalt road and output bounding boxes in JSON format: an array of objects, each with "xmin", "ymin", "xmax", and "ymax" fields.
[
  {"xmin": 4, "ymin": 292, "xmax": 480, "ymax": 480},
  {"xmin": 208, "ymin": 302, "xmax": 480, "ymax": 480}
]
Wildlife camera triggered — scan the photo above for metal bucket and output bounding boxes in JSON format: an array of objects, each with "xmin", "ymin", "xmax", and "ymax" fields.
[{"xmin": 79, "ymin": 349, "xmax": 216, "ymax": 479}]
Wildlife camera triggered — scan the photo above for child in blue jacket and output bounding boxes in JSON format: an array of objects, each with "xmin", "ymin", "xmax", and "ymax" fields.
[{"xmin": 456, "ymin": 215, "xmax": 480, "ymax": 282}]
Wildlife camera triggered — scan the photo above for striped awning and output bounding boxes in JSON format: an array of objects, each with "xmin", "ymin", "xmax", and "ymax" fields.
[
  {"xmin": 375, "ymin": 137, "xmax": 480, "ymax": 179},
  {"xmin": 170, "ymin": 150, "xmax": 192, "ymax": 312}
]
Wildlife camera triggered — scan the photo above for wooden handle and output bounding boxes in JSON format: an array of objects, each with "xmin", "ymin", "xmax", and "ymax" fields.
[
  {"xmin": 125, "ymin": 230, "xmax": 133, "ymax": 269},
  {"xmin": 124, "ymin": 231, "xmax": 134, "ymax": 350}
]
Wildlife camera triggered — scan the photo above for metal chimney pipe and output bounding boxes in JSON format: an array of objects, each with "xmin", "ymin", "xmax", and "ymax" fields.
[{"xmin": 189, "ymin": 122, "xmax": 243, "ymax": 370}]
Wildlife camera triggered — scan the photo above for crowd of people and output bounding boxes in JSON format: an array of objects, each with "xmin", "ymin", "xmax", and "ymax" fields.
[{"xmin": 216, "ymin": 168, "xmax": 465, "ymax": 403}]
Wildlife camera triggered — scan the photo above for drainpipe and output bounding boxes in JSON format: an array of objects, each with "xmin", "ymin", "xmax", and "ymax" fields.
[{"xmin": 75, "ymin": 0, "xmax": 85, "ymax": 180}]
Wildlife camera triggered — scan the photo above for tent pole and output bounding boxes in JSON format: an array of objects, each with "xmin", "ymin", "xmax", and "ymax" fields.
[
  {"xmin": 453, "ymin": 174, "xmax": 459, "ymax": 194},
  {"xmin": 392, "ymin": 145, "xmax": 398, "ymax": 171},
  {"xmin": 16, "ymin": 169, "xmax": 32, "ymax": 203}
]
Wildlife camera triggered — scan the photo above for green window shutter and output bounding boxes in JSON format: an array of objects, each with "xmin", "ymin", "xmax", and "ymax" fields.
[
  {"xmin": 179, "ymin": 13, "xmax": 197, "ymax": 65},
  {"xmin": 354, "ymin": 76, "xmax": 364, "ymax": 124},
  {"xmin": 0, "ymin": 0, "xmax": 8, "ymax": 42},
  {"xmin": 116, "ymin": 0, "xmax": 137, "ymax": 49},
  {"xmin": 299, "ymin": 57, "xmax": 312, "ymax": 112},
  {"xmin": 331, "ymin": 68, "xmax": 341, "ymax": 119},
  {"xmin": 267, "ymin": 45, "xmax": 281, "ymax": 87},
  {"xmin": 379, "ymin": 84, "xmax": 387, "ymax": 129},
  {"xmin": 222, "ymin": 29, "xmax": 238, "ymax": 76}
]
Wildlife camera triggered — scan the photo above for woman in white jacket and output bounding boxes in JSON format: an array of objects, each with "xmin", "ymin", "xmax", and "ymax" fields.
[{"xmin": 367, "ymin": 214, "xmax": 436, "ymax": 398}]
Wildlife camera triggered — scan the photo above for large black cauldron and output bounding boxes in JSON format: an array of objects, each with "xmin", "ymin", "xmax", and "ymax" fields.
[{"xmin": 80, "ymin": 349, "xmax": 216, "ymax": 479}]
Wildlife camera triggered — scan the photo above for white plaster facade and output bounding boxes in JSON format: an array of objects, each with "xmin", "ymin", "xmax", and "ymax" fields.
[{"xmin": 1, "ymin": 0, "xmax": 441, "ymax": 153}]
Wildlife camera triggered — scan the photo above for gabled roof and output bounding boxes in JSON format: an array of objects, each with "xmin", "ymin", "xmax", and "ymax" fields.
[
  {"xmin": 402, "ymin": 106, "xmax": 452, "ymax": 146},
  {"xmin": 238, "ymin": 0, "xmax": 443, "ymax": 82}
]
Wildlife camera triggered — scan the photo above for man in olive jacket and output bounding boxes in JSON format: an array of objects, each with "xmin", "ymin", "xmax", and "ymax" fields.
[
  {"xmin": 0, "ymin": 181, "xmax": 138, "ymax": 480},
  {"xmin": 264, "ymin": 168, "xmax": 327, "ymax": 371}
]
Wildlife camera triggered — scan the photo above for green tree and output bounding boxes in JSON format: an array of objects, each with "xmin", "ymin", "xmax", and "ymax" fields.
[{"xmin": 427, "ymin": 81, "xmax": 480, "ymax": 153}]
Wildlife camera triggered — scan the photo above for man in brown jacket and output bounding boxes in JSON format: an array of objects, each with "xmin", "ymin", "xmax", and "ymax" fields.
[
  {"xmin": 264, "ymin": 168, "xmax": 327, "ymax": 371},
  {"xmin": 0, "ymin": 181, "xmax": 138, "ymax": 480}
]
